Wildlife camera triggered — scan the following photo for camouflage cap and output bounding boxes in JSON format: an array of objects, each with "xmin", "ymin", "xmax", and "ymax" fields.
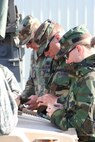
[
  {"xmin": 59, "ymin": 24, "xmax": 92, "ymax": 56},
  {"xmin": 34, "ymin": 19, "xmax": 55, "ymax": 45},
  {"xmin": 18, "ymin": 15, "xmax": 40, "ymax": 45}
]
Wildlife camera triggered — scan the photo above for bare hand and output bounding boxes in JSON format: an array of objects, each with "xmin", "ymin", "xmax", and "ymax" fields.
[
  {"xmin": 37, "ymin": 94, "xmax": 58, "ymax": 107},
  {"xmin": 25, "ymin": 95, "xmax": 38, "ymax": 110}
]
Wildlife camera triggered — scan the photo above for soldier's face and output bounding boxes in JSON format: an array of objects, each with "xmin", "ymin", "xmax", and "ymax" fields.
[
  {"xmin": 26, "ymin": 40, "xmax": 39, "ymax": 51},
  {"xmin": 44, "ymin": 34, "xmax": 61, "ymax": 58},
  {"xmin": 66, "ymin": 45, "xmax": 83, "ymax": 64}
]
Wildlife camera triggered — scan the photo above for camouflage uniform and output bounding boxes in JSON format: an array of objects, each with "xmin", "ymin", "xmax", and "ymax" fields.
[
  {"xmin": 34, "ymin": 19, "xmax": 56, "ymax": 94},
  {"xmin": 34, "ymin": 19, "xmax": 75, "ymax": 98},
  {"xmin": 36, "ymin": 52, "xmax": 52, "ymax": 115},
  {"xmin": 0, "ymin": 64, "xmax": 22, "ymax": 98},
  {"xmin": 17, "ymin": 15, "xmax": 41, "ymax": 103},
  {"xmin": 37, "ymin": 54, "xmax": 52, "ymax": 95},
  {"xmin": 24, "ymin": 44, "xmax": 52, "ymax": 98},
  {"xmin": 48, "ymin": 58, "xmax": 76, "ymax": 97},
  {"xmin": 25, "ymin": 49, "xmax": 46, "ymax": 96},
  {"xmin": 0, "ymin": 64, "xmax": 21, "ymax": 134},
  {"xmin": 50, "ymin": 25, "xmax": 95, "ymax": 141}
]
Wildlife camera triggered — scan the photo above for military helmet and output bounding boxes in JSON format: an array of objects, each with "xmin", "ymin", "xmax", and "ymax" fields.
[
  {"xmin": 18, "ymin": 15, "xmax": 40, "ymax": 45},
  {"xmin": 59, "ymin": 24, "xmax": 92, "ymax": 58}
]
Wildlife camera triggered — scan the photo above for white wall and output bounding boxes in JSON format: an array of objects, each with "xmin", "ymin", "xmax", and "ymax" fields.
[{"xmin": 15, "ymin": 0, "xmax": 95, "ymax": 86}]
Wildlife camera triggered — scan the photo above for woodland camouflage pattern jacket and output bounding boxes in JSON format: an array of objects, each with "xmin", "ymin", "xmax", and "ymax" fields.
[{"xmin": 51, "ymin": 54, "xmax": 95, "ymax": 142}]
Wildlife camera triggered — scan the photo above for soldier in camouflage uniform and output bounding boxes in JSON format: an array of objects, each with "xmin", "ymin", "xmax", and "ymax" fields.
[
  {"xmin": 27, "ymin": 19, "xmax": 57, "ymax": 113},
  {"xmin": 21, "ymin": 19, "xmax": 60, "ymax": 113},
  {"xmin": 34, "ymin": 19, "xmax": 58, "ymax": 94},
  {"xmin": 18, "ymin": 15, "xmax": 41, "ymax": 110},
  {"xmin": 34, "ymin": 20, "xmax": 76, "ymax": 107},
  {"xmin": 46, "ymin": 25, "xmax": 95, "ymax": 142}
]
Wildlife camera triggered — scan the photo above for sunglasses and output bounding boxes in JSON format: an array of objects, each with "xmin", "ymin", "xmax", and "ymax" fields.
[
  {"xmin": 64, "ymin": 46, "xmax": 76, "ymax": 59},
  {"xmin": 44, "ymin": 35, "xmax": 55, "ymax": 52}
]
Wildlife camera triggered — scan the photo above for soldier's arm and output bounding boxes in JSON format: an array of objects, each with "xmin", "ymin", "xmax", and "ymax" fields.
[
  {"xmin": 50, "ymin": 76, "xmax": 95, "ymax": 137},
  {"xmin": 20, "ymin": 77, "xmax": 35, "ymax": 104},
  {"xmin": 1, "ymin": 65, "xmax": 22, "ymax": 98}
]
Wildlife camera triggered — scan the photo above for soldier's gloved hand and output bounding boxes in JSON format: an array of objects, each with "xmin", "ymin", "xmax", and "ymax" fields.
[{"xmin": 25, "ymin": 95, "xmax": 38, "ymax": 110}]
